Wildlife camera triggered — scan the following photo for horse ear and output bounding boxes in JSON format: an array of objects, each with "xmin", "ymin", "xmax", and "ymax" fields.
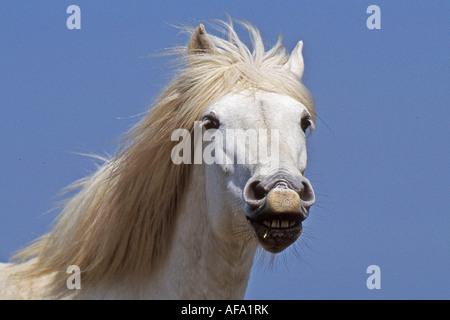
[
  {"xmin": 188, "ymin": 24, "xmax": 215, "ymax": 55},
  {"xmin": 283, "ymin": 41, "xmax": 304, "ymax": 79}
]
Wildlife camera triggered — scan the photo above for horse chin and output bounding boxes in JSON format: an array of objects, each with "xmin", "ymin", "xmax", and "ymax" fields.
[{"xmin": 246, "ymin": 215, "xmax": 303, "ymax": 254}]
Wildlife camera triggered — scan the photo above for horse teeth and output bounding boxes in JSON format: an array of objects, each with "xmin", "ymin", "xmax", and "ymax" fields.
[{"xmin": 261, "ymin": 220, "xmax": 295, "ymax": 229}]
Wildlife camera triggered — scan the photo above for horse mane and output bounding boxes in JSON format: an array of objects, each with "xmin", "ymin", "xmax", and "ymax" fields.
[{"xmin": 11, "ymin": 19, "xmax": 314, "ymax": 296}]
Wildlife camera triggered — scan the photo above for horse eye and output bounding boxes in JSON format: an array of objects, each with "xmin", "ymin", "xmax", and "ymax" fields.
[
  {"xmin": 202, "ymin": 115, "xmax": 220, "ymax": 130},
  {"xmin": 300, "ymin": 116, "xmax": 312, "ymax": 133}
]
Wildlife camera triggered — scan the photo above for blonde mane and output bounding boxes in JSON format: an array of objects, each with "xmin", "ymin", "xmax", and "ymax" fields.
[{"xmin": 12, "ymin": 19, "xmax": 314, "ymax": 296}]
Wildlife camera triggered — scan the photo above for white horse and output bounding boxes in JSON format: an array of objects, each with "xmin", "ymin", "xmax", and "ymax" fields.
[{"xmin": 0, "ymin": 19, "xmax": 316, "ymax": 299}]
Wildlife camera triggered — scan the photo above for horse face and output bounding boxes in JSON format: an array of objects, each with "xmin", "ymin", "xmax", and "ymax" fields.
[{"xmin": 202, "ymin": 90, "xmax": 315, "ymax": 253}]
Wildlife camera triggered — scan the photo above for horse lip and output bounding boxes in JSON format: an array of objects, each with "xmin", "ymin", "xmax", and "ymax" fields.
[
  {"xmin": 245, "ymin": 204, "xmax": 308, "ymax": 222},
  {"xmin": 245, "ymin": 210, "xmax": 305, "ymax": 253}
]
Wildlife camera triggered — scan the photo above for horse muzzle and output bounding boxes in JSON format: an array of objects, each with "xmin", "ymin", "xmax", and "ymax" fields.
[{"xmin": 244, "ymin": 176, "xmax": 315, "ymax": 253}]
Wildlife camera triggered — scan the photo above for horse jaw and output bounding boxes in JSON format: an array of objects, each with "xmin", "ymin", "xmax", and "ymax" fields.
[{"xmin": 143, "ymin": 164, "xmax": 257, "ymax": 299}]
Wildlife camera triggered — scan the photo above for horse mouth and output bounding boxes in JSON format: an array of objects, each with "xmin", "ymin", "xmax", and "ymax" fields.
[{"xmin": 246, "ymin": 213, "xmax": 303, "ymax": 253}]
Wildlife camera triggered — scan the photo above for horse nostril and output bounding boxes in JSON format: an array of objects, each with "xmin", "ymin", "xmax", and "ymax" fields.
[
  {"xmin": 299, "ymin": 179, "xmax": 315, "ymax": 206},
  {"xmin": 244, "ymin": 180, "xmax": 268, "ymax": 208},
  {"xmin": 252, "ymin": 182, "xmax": 268, "ymax": 201}
]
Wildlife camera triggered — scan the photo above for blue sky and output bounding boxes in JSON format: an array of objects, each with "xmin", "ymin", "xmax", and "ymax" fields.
[{"xmin": 0, "ymin": 1, "xmax": 448, "ymax": 299}]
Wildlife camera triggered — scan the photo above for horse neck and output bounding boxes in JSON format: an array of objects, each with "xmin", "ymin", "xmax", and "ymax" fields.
[{"xmin": 146, "ymin": 164, "xmax": 257, "ymax": 299}]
